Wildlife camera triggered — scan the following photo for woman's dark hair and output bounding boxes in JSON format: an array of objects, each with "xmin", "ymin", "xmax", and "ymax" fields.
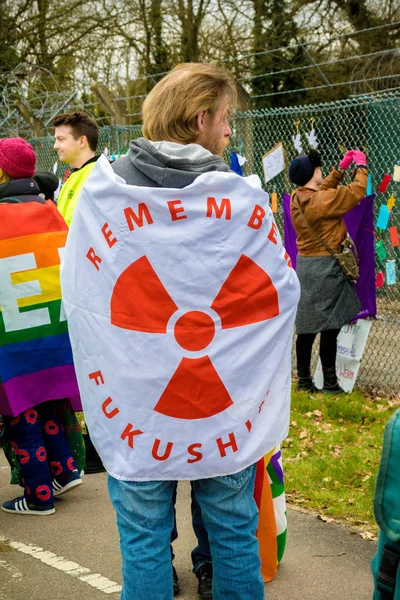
[{"xmin": 308, "ymin": 149, "xmax": 322, "ymax": 169}]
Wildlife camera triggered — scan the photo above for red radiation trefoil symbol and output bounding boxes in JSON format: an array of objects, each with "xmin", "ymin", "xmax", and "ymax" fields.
[{"xmin": 110, "ymin": 255, "xmax": 279, "ymax": 420}]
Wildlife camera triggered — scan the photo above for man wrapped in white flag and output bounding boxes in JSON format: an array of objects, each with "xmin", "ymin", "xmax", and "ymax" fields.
[{"xmin": 61, "ymin": 63, "xmax": 300, "ymax": 600}]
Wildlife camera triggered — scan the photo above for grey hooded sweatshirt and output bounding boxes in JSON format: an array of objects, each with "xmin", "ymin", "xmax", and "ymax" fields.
[{"xmin": 111, "ymin": 137, "xmax": 230, "ymax": 188}]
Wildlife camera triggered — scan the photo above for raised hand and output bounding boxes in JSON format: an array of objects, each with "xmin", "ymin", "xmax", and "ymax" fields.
[
  {"xmin": 339, "ymin": 150, "xmax": 354, "ymax": 170},
  {"xmin": 353, "ymin": 150, "xmax": 367, "ymax": 167}
]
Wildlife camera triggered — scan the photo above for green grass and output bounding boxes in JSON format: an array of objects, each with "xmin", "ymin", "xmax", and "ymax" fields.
[{"xmin": 282, "ymin": 388, "xmax": 400, "ymax": 535}]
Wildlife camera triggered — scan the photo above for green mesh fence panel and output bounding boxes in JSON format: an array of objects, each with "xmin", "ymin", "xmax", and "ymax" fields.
[{"xmin": 29, "ymin": 94, "xmax": 400, "ymax": 395}]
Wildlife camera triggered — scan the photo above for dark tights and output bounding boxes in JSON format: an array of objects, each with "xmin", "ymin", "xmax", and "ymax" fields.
[{"xmin": 296, "ymin": 329, "xmax": 340, "ymax": 375}]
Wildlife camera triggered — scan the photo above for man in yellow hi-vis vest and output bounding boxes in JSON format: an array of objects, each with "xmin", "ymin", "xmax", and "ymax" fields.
[
  {"xmin": 53, "ymin": 111, "xmax": 104, "ymax": 475},
  {"xmin": 53, "ymin": 111, "xmax": 100, "ymax": 227}
]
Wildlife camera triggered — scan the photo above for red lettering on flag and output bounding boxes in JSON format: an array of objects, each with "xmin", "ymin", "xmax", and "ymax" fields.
[
  {"xmin": 121, "ymin": 424, "xmax": 144, "ymax": 449},
  {"xmin": 86, "ymin": 248, "xmax": 102, "ymax": 271},
  {"xmin": 124, "ymin": 204, "xmax": 154, "ymax": 231},
  {"xmin": 245, "ymin": 420, "xmax": 252, "ymax": 432},
  {"xmin": 187, "ymin": 443, "xmax": 203, "ymax": 464},
  {"xmin": 168, "ymin": 200, "xmax": 187, "ymax": 222},
  {"xmin": 284, "ymin": 251, "xmax": 292, "ymax": 268},
  {"xmin": 102, "ymin": 397, "xmax": 120, "ymax": 419},
  {"xmin": 216, "ymin": 433, "xmax": 238, "ymax": 458},
  {"xmin": 247, "ymin": 205, "xmax": 265, "ymax": 230},
  {"xmin": 152, "ymin": 439, "xmax": 173, "ymax": 461},
  {"xmin": 101, "ymin": 223, "xmax": 117, "ymax": 248},
  {"xmin": 267, "ymin": 222, "xmax": 278, "ymax": 245},
  {"xmin": 89, "ymin": 371, "xmax": 104, "ymax": 385},
  {"xmin": 206, "ymin": 197, "xmax": 231, "ymax": 220}
]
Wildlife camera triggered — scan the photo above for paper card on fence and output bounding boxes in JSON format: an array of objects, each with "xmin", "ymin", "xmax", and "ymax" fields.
[
  {"xmin": 262, "ymin": 143, "xmax": 285, "ymax": 183},
  {"xmin": 367, "ymin": 173, "xmax": 373, "ymax": 196},
  {"xmin": 386, "ymin": 260, "xmax": 397, "ymax": 285},
  {"xmin": 376, "ymin": 271, "xmax": 384, "ymax": 288},
  {"xmin": 387, "ymin": 195, "xmax": 396, "ymax": 211},
  {"xmin": 271, "ymin": 192, "xmax": 278, "ymax": 213},
  {"xmin": 375, "ymin": 240, "xmax": 387, "ymax": 262},
  {"xmin": 314, "ymin": 320, "xmax": 372, "ymax": 392},
  {"xmin": 393, "ymin": 165, "xmax": 400, "ymax": 182},
  {"xmin": 376, "ymin": 205, "xmax": 390, "ymax": 230},
  {"xmin": 390, "ymin": 226, "xmax": 399, "ymax": 247},
  {"xmin": 378, "ymin": 174, "xmax": 392, "ymax": 194}
]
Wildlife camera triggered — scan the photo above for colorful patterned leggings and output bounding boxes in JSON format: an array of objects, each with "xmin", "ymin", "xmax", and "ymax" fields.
[{"xmin": 4, "ymin": 401, "xmax": 77, "ymax": 506}]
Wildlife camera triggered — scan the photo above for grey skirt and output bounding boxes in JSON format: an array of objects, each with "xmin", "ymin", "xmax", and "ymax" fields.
[{"xmin": 295, "ymin": 255, "xmax": 361, "ymax": 334}]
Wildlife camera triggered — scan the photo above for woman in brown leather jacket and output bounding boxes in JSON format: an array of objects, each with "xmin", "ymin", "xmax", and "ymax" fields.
[{"xmin": 289, "ymin": 149, "xmax": 368, "ymax": 393}]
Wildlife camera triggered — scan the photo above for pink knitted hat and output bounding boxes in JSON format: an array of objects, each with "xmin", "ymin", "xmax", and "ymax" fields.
[{"xmin": 0, "ymin": 138, "xmax": 36, "ymax": 179}]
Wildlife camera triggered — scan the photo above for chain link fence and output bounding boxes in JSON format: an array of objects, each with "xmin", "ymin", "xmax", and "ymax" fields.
[{"xmin": 29, "ymin": 92, "xmax": 400, "ymax": 395}]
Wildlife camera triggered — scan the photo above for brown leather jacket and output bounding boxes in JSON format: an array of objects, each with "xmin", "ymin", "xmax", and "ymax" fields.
[{"xmin": 290, "ymin": 167, "xmax": 368, "ymax": 257}]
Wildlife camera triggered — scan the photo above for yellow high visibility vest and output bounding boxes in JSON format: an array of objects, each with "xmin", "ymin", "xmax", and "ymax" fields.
[{"xmin": 57, "ymin": 160, "xmax": 97, "ymax": 227}]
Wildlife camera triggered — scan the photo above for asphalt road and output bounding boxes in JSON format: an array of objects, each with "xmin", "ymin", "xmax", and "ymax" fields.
[{"xmin": 0, "ymin": 450, "xmax": 377, "ymax": 599}]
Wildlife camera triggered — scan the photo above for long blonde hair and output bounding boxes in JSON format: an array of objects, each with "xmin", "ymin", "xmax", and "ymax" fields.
[{"xmin": 142, "ymin": 63, "xmax": 237, "ymax": 143}]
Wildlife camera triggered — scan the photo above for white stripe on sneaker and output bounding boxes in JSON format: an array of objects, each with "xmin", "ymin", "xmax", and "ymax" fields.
[
  {"xmin": 17, "ymin": 499, "xmax": 27, "ymax": 512},
  {"xmin": 52, "ymin": 476, "xmax": 82, "ymax": 497},
  {"xmin": 2, "ymin": 496, "xmax": 55, "ymax": 515}
]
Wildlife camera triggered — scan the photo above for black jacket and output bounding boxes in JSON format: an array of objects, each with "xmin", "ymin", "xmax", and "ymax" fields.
[{"xmin": 0, "ymin": 178, "xmax": 45, "ymax": 204}]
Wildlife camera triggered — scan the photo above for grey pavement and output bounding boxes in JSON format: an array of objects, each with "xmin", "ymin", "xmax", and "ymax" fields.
[{"xmin": 0, "ymin": 450, "xmax": 377, "ymax": 599}]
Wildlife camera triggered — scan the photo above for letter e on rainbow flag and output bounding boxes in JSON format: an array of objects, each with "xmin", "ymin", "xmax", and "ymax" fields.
[{"xmin": 0, "ymin": 201, "xmax": 80, "ymax": 416}]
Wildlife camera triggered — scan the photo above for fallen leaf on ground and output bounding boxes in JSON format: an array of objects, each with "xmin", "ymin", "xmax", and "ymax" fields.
[
  {"xmin": 317, "ymin": 515, "xmax": 334, "ymax": 523},
  {"xmin": 360, "ymin": 531, "xmax": 375, "ymax": 540}
]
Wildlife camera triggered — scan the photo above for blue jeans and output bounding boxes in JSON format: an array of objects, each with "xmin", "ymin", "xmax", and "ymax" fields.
[
  {"xmin": 169, "ymin": 483, "xmax": 212, "ymax": 571},
  {"xmin": 108, "ymin": 466, "xmax": 264, "ymax": 600},
  {"xmin": 190, "ymin": 484, "xmax": 212, "ymax": 571}
]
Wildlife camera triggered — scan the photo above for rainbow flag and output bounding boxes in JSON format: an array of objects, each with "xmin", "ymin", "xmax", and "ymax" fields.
[
  {"xmin": 256, "ymin": 445, "xmax": 287, "ymax": 582},
  {"xmin": 0, "ymin": 200, "xmax": 80, "ymax": 417}
]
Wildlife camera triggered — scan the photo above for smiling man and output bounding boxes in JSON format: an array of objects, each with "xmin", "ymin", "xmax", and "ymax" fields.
[{"xmin": 53, "ymin": 111, "xmax": 99, "ymax": 227}]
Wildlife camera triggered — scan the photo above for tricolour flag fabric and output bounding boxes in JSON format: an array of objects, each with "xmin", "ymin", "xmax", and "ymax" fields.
[
  {"xmin": 256, "ymin": 445, "xmax": 287, "ymax": 582},
  {"xmin": 61, "ymin": 156, "xmax": 300, "ymax": 481},
  {"xmin": 0, "ymin": 200, "xmax": 80, "ymax": 416}
]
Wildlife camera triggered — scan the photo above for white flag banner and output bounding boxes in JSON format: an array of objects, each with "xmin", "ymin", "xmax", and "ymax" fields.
[
  {"xmin": 61, "ymin": 156, "xmax": 300, "ymax": 481},
  {"xmin": 314, "ymin": 319, "xmax": 372, "ymax": 392}
]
